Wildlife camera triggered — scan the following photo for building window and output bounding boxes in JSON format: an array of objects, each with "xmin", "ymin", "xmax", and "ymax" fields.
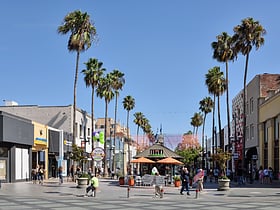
[
  {"xmin": 250, "ymin": 124, "xmax": 254, "ymax": 139},
  {"xmin": 79, "ymin": 124, "xmax": 83, "ymax": 137},
  {"xmin": 249, "ymin": 97, "xmax": 253, "ymax": 114},
  {"xmin": 149, "ymin": 149, "xmax": 163, "ymax": 157},
  {"xmin": 264, "ymin": 121, "xmax": 268, "ymax": 143},
  {"xmin": 75, "ymin": 123, "xmax": 78, "ymax": 137},
  {"xmin": 88, "ymin": 128, "xmax": 91, "ymax": 137},
  {"xmin": 274, "ymin": 117, "xmax": 279, "ymax": 141},
  {"xmin": 246, "ymin": 126, "xmax": 249, "ymax": 141}
]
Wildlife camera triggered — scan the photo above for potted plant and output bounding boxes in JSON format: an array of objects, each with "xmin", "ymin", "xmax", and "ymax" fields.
[
  {"xmin": 76, "ymin": 173, "xmax": 90, "ymax": 188},
  {"xmin": 128, "ymin": 175, "xmax": 135, "ymax": 186},
  {"xmin": 212, "ymin": 148, "xmax": 232, "ymax": 191},
  {"xmin": 173, "ymin": 175, "xmax": 181, "ymax": 187}
]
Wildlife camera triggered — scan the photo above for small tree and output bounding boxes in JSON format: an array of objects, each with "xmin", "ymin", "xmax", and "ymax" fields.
[
  {"xmin": 211, "ymin": 148, "xmax": 231, "ymax": 179},
  {"xmin": 71, "ymin": 144, "xmax": 87, "ymax": 171}
]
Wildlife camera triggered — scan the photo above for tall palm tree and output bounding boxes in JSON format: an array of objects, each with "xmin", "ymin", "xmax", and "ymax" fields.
[
  {"xmin": 142, "ymin": 120, "xmax": 152, "ymax": 147},
  {"xmin": 199, "ymin": 96, "xmax": 214, "ymax": 167},
  {"xmin": 58, "ymin": 10, "xmax": 97, "ymax": 143},
  {"xmin": 233, "ymin": 17, "xmax": 266, "ymax": 173},
  {"xmin": 205, "ymin": 66, "xmax": 226, "ymax": 154},
  {"xmin": 122, "ymin": 95, "xmax": 135, "ymax": 175},
  {"xmin": 96, "ymin": 73, "xmax": 115, "ymax": 177},
  {"xmin": 190, "ymin": 112, "xmax": 203, "ymax": 136},
  {"xmin": 110, "ymin": 70, "xmax": 125, "ymax": 172},
  {"xmin": 133, "ymin": 112, "xmax": 145, "ymax": 153},
  {"xmin": 212, "ymin": 32, "xmax": 236, "ymax": 150},
  {"xmin": 81, "ymin": 58, "xmax": 105, "ymax": 170},
  {"xmin": 140, "ymin": 117, "xmax": 150, "ymax": 149}
]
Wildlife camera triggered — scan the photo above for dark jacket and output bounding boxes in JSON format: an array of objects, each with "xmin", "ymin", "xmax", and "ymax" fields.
[{"xmin": 180, "ymin": 170, "xmax": 190, "ymax": 183}]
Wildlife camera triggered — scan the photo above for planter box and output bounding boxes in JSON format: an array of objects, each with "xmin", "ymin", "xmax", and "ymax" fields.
[
  {"xmin": 76, "ymin": 178, "xmax": 89, "ymax": 188},
  {"xmin": 174, "ymin": 180, "xmax": 181, "ymax": 187},
  {"xmin": 217, "ymin": 179, "xmax": 230, "ymax": 191},
  {"xmin": 128, "ymin": 179, "xmax": 135, "ymax": 186}
]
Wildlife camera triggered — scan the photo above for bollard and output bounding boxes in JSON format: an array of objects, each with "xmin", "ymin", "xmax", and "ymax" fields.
[
  {"xmin": 195, "ymin": 189, "xmax": 199, "ymax": 199},
  {"xmin": 94, "ymin": 189, "xmax": 96, "ymax": 197},
  {"xmin": 127, "ymin": 186, "xmax": 130, "ymax": 198},
  {"xmin": 0, "ymin": 180, "xmax": 1, "ymax": 189},
  {"xmin": 160, "ymin": 188, "xmax": 164, "ymax": 198}
]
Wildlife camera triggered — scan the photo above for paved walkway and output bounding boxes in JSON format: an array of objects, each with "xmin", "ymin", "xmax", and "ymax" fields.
[{"xmin": 0, "ymin": 178, "xmax": 280, "ymax": 209}]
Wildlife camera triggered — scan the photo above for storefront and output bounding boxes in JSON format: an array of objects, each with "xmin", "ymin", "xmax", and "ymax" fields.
[
  {"xmin": 32, "ymin": 122, "xmax": 48, "ymax": 178},
  {"xmin": 0, "ymin": 111, "xmax": 33, "ymax": 183}
]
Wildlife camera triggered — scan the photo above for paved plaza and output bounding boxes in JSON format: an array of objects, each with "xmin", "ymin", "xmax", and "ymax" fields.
[{"xmin": 0, "ymin": 178, "xmax": 280, "ymax": 209}]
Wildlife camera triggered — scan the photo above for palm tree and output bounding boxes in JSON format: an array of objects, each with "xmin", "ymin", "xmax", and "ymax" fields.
[
  {"xmin": 81, "ymin": 58, "xmax": 105, "ymax": 170},
  {"xmin": 122, "ymin": 95, "xmax": 135, "ymax": 175},
  {"xmin": 140, "ymin": 117, "xmax": 150, "ymax": 149},
  {"xmin": 142, "ymin": 120, "xmax": 152, "ymax": 147},
  {"xmin": 58, "ymin": 10, "xmax": 97, "ymax": 143},
  {"xmin": 199, "ymin": 96, "xmax": 214, "ymax": 167},
  {"xmin": 133, "ymin": 112, "xmax": 145, "ymax": 153},
  {"xmin": 212, "ymin": 32, "xmax": 236, "ymax": 150},
  {"xmin": 190, "ymin": 112, "xmax": 203, "ymax": 137},
  {"xmin": 205, "ymin": 66, "xmax": 226, "ymax": 154},
  {"xmin": 233, "ymin": 17, "xmax": 266, "ymax": 174},
  {"xmin": 96, "ymin": 73, "xmax": 115, "ymax": 177},
  {"xmin": 110, "ymin": 70, "xmax": 125, "ymax": 172}
]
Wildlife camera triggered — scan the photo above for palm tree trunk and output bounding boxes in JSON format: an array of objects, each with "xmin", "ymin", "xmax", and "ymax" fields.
[
  {"xmin": 103, "ymin": 100, "xmax": 109, "ymax": 177},
  {"xmin": 73, "ymin": 51, "xmax": 80, "ymax": 145},
  {"xmin": 91, "ymin": 87, "xmax": 95, "ymax": 172},
  {"xmin": 112, "ymin": 95, "xmax": 118, "ymax": 172},
  {"xmin": 202, "ymin": 113, "xmax": 206, "ymax": 168},
  {"xmin": 136, "ymin": 126, "xmax": 139, "ymax": 154},
  {"xmin": 217, "ymin": 95, "xmax": 222, "ymax": 150},
  {"xmin": 212, "ymin": 94, "xmax": 216, "ymax": 156},
  {"xmin": 242, "ymin": 53, "xmax": 249, "ymax": 177},
  {"xmin": 226, "ymin": 62, "xmax": 231, "ymax": 153},
  {"xmin": 127, "ymin": 110, "xmax": 131, "ymax": 175},
  {"xmin": 72, "ymin": 51, "xmax": 80, "ymax": 170}
]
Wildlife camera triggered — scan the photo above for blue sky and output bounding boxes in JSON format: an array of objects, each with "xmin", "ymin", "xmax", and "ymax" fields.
[{"xmin": 1, "ymin": 0, "xmax": 279, "ymax": 143}]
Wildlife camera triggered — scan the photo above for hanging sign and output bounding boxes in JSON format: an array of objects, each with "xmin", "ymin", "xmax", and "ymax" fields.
[{"xmin": 91, "ymin": 147, "xmax": 105, "ymax": 162}]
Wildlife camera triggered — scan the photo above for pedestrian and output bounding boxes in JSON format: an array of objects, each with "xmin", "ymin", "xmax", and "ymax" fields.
[
  {"xmin": 193, "ymin": 169, "xmax": 204, "ymax": 192},
  {"xmin": 70, "ymin": 165, "xmax": 74, "ymax": 181},
  {"xmin": 151, "ymin": 167, "xmax": 159, "ymax": 175},
  {"xmin": 263, "ymin": 167, "xmax": 269, "ymax": 184},
  {"xmin": 180, "ymin": 167, "xmax": 190, "ymax": 195},
  {"xmin": 58, "ymin": 166, "xmax": 63, "ymax": 185},
  {"xmin": 213, "ymin": 168, "xmax": 219, "ymax": 183},
  {"xmin": 259, "ymin": 166, "xmax": 264, "ymax": 184},
  {"xmin": 154, "ymin": 172, "xmax": 163, "ymax": 198},
  {"xmin": 268, "ymin": 167, "xmax": 273, "ymax": 183},
  {"xmin": 38, "ymin": 165, "xmax": 44, "ymax": 184},
  {"xmin": 31, "ymin": 169, "xmax": 37, "ymax": 184},
  {"xmin": 85, "ymin": 175, "xmax": 99, "ymax": 197}
]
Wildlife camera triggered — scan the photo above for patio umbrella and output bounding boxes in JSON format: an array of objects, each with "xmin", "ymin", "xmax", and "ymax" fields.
[
  {"xmin": 131, "ymin": 157, "xmax": 155, "ymax": 163},
  {"xmin": 157, "ymin": 157, "xmax": 183, "ymax": 165}
]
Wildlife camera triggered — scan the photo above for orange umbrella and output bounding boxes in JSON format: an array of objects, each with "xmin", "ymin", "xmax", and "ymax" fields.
[
  {"xmin": 131, "ymin": 157, "xmax": 155, "ymax": 163},
  {"xmin": 157, "ymin": 157, "xmax": 183, "ymax": 165}
]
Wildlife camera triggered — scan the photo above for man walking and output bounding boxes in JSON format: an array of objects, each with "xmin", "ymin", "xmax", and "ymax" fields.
[{"xmin": 180, "ymin": 167, "xmax": 190, "ymax": 195}]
